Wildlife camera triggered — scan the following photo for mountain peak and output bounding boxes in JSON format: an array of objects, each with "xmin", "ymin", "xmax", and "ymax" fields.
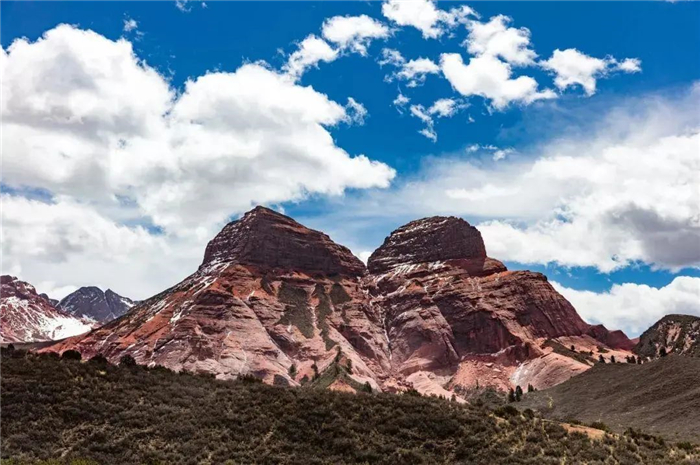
[
  {"xmin": 367, "ymin": 216, "xmax": 487, "ymax": 274},
  {"xmin": 201, "ymin": 206, "xmax": 366, "ymax": 276}
]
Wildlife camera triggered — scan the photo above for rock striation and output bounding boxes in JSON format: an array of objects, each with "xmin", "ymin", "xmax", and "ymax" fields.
[
  {"xmin": 59, "ymin": 287, "xmax": 135, "ymax": 323},
  {"xmin": 1, "ymin": 275, "xmax": 94, "ymax": 343},
  {"xmin": 46, "ymin": 209, "xmax": 634, "ymax": 395}
]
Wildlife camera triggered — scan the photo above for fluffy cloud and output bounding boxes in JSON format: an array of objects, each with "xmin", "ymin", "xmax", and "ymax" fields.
[
  {"xmin": 321, "ymin": 15, "xmax": 390, "ymax": 55},
  {"xmin": 328, "ymin": 85, "xmax": 700, "ymax": 274},
  {"xmin": 464, "ymin": 15, "xmax": 536, "ymax": 66},
  {"xmin": 381, "ymin": 0, "xmax": 476, "ymax": 39},
  {"xmin": 410, "ymin": 98, "xmax": 467, "ymax": 141},
  {"xmin": 553, "ymin": 277, "xmax": 700, "ymax": 337},
  {"xmin": 465, "ymin": 144, "xmax": 515, "ymax": 161},
  {"xmin": 283, "ymin": 35, "xmax": 338, "ymax": 79},
  {"xmin": 440, "ymin": 53, "xmax": 556, "ymax": 109},
  {"xmin": 541, "ymin": 48, "xmax": 642, "ymax": 96},
  {"xmin": 1, "ymin": 24, "xmax": 395, "ymax": 297}
]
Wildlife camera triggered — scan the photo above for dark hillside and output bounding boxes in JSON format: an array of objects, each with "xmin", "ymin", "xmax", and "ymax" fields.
[
  {"xmin": 520, "ymin": 355, "xmax": 700, "ymax": 443},
  {"xmin": 1, "ymin": 350, "xmax": 697, "ymax": 465}
]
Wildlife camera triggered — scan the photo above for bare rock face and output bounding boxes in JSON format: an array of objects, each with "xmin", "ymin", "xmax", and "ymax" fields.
[
  {"xmin": 58, "ymin": 287, "xmax": 135, "ymax": 324},
  {"xmin": 365, "ymin": 216, "xmax": 630, "ymax": 394},
  {"xmin": 49, "ymin": 208, "xmax": 389, "ymax": 387},
  {"xmin": 0, "ymin": 276, "xmax": 94, "ymax": 343},
  {"xmin": 586, "ymin": 325, "xmax": 636, "ymax": 351},
  {"xmin": 635, "ymin": 314, "xmax": 700, "ymax": 358}
]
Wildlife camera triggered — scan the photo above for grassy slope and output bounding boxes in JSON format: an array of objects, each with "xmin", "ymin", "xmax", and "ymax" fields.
[
  {"xmin": 1, "ymin": 350, "xmax": 698, "ymax": 465},
  {"xmin": 520, "ymin": 355, "xmax": 700, "ymax": 443}
]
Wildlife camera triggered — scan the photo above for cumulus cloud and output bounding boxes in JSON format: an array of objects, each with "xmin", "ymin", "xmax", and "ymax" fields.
[
  {"xmin": 283, "ymin": 35, "xmax": 338, "ymax": 80},
  {"xmin": 440, "ymin": 53, "xmax": 556, "ymax": 109},
  {"xmin": 541, "ymin": 48, "xmax": 642, "ymax": 96},
  {"xmin": 553, "ymin": 277, "xmax": 700, "ymax": 337},
  {"xmin": 321, "ymin": 15, "xmax": 390, "ymax": 55},
  {"xmin": 381, "ymin": 0, "xmax": 477, "ymax": 39},
  {"xmin": 1, "ymin": 24, "xmax": 395, "ymax": 297},
  {"xmin": 464, "ymin": 15, "xmax": 536, "ymax": 66}
]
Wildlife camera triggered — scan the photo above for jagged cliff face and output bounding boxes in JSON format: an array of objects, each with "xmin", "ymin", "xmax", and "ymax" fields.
[
  {"xmin": 635, "ymin": 314, "xmax": 700, "ymax": 358},
  {"xmin": 49, "ymin": 207, "xmax": 390, "ymax": 387},
  {"xmin": 0, "ymin": 276, "xmax": 94, "ymax": 343},
  {"xmin": 47, "ymin": 208, "xmax": 633, "ymax": 395},
  {"xmin": 58, "ymin": 287, "xmax": 135, "ymax": 323}
]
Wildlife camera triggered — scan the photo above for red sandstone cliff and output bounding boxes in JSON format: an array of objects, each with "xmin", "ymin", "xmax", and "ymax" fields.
[{"xmin": 46, "ymin": 208, "xmax": 633, "ymax": 395}]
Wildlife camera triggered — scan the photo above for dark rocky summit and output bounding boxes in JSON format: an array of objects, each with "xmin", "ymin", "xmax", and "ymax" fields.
[
  {"xmin": 367, "ymin": 216, "xmax": 487, "ymax": 274},
  {"xmin": 202, "ymin": 206, "xmax": 366, "ymax": 276},
  {"xmin": 59, "ymin": 287, "xmax": 135, "ymax": 323}
]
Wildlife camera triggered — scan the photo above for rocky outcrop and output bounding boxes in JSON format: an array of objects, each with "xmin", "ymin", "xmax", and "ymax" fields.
[
  {"xmin": 635, "ymin": 314, "xmax": 700, "ymax": 358},
  {"xmin": 48, "ymin": 208, "xmax": 389, "ymax": 387},
  {"xmin": 202, "ymin": 206, "xmax": 365, "ymax": 276},
  {"xmin": 58, "ymin": 287, "xmax": 135, "ymax": 323},
  {"xmin": 1, "ymin": 276, "xmax": 94, "ymax": 343},
  {"xmin": 46, "ymin": 209, "xmax": 633, "ymax": 395}
]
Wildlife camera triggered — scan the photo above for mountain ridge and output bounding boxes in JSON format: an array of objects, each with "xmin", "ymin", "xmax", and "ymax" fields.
[{"xmin": 43, "ymin": 207, "xmax": 634, "ymax": 395}]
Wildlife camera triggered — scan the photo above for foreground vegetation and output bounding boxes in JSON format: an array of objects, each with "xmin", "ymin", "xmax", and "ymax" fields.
[{"xmin": 1, "ymin": 349, "xmax": 698, "ymax": 465}]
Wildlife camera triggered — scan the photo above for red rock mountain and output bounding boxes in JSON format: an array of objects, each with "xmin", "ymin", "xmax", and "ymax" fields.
[
  {"xmin": 47, "ymin": 208, "xmax": 633, "ymax": 395},
  {"xmin": 1, "ymin": 276, "xmax": 94, "ymax": 343}
]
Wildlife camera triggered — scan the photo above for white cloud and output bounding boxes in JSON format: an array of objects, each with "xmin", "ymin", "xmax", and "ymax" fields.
[
  {"xmin": 1, "ymin": 24, "xmax": 395, "ymax": 298},
  {"xmin": 392, "ymin": 92, "xmax": 410, "ymax": 113},
  {"xmin": 465, "ymin": 15, "xmax": 536, "ymax": 66},
  {"xmin": 381, "ymin": 0, "xmax": 477, "ymax": 39},
  {"xmin": 378, "ymin": 48, "xmax": 405, "ymax": 67},
  {"xmin": 123, "ymin": 18, "xmax": 138, "ymax": 33},
  {"xmin": 328, "ymin": 85, "xmax": 700, "ymax": 274},
  {"xmin": 397, "ymin": 58, "xmax": 440, "ymax": 87},
  {"xmin": 283, "ymin": 35, "xmax": 338, "ymax": 80},
  {"xmin": 553, "ymin": 277, "xmax": 700, "ymax": 337},
  {"xmin": 440, "ymin": 53, "xmax": 556, "ymax": 109},
  {"xmin": 345, "ymin": 97, "xmax": 368, "ymax": 125},
  {"xmin": 541, "ymin": 48, "xmax": 642, "ymax": 96},
  {"xmin": 378, "ymin": 49, "xmax": 439, "ymax": 87},
  {"xmin": 465, "ymin": 144, "xmax": 516, "ymax": 161},
  {"xmin": 410, "ymin": 98, "xmax": 467, "ymax": 141},
  {"xmin": 321, "ymin": 15, "xmax": 390, "ymax": 56}
]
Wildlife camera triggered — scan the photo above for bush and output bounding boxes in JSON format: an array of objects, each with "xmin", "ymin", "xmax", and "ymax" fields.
[
  {"xmin": 119, "ymin": 354, "xmax": 137, "ymax": 367},
  {"xmin": 88, "ymin": 354, "xmax": 109, "ymax": 365},
  {"xmin": 61, "ymin": 350, "xmax": 82, "ymax": 361}
]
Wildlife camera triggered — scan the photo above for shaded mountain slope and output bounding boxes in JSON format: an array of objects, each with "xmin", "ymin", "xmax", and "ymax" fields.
[{"xmin": 519, "ymin": 355, "xmax": 700, "ymax": 442}]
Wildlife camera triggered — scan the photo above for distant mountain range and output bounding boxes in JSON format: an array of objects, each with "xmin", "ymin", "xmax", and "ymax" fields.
[{"xmin": 58, "ymin": 287, "xmax": 135, "ymax": 324}]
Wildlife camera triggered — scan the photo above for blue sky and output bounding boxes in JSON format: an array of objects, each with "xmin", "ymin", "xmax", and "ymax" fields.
[{"xmin": 2, "ymin": 1, "xmax": 699, "ymax": 336}]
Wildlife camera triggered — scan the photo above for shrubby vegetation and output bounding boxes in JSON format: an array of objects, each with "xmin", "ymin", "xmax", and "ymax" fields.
[{"xmin": 2, "ymin": 348, "xmax": 697, "ymax": 465}]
